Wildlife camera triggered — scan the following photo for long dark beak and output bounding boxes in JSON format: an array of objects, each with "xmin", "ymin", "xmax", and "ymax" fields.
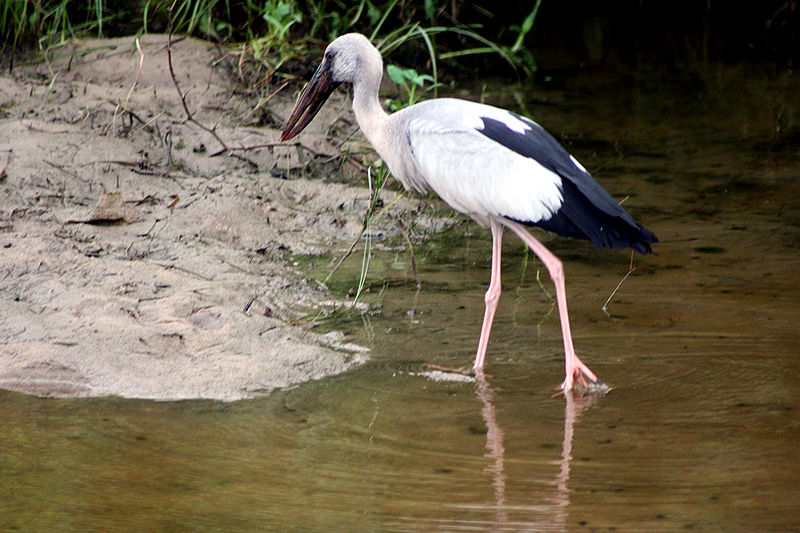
[{"xmin": 280, "ymin": 62, "xmax": 340, "ymax": 141}]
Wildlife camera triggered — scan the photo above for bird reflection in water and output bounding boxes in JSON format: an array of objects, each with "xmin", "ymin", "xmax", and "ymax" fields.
[{"xmin": 474, "ymin": 372, "xmax": 600, "ymax": 530}]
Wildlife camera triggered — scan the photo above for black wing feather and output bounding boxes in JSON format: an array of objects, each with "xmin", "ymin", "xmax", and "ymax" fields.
[{"xmin": 477, "ymin": 113, "xmax": 657, "ymax": 254}]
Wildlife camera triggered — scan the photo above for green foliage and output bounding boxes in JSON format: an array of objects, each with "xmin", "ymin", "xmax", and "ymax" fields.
[
  {"xmin": 246, "ymin": 0, "xmax": 302, "ymax": 66},
  {"xmin": 2, "ymin": 1, "xmax": 540, "ymax": 79},
  {"xmin": 508, "ymin": 0, "xmax": 543, "ymax": 73},
  {"xmin": 323, "ymin": 162, "xmax": 392, "ymax": 308},
  {"xmin": 352, "ymin": 163, "xmax": 390, "ymax": 305},
  {"xmin": 385, "ymin": 64, "xmax": 438, "ymax": 111},
  {"xmin": 1, "ymin": 0, "xmax": 107, "ymax": 51},
  {"xmin": 152, "ymin": 0, "xmax": 219, "ymax": 37},
  {"xmin": 261, "ymin": 0, "xmax": 301, "ymax": 41}
]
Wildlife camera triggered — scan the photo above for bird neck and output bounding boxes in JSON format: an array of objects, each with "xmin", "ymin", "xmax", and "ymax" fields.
[{"xmin": 351, "ymin": 69, "xmax": 389, "ymax": 153}]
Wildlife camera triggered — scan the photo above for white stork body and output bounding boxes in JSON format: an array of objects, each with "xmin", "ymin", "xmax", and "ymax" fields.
[
  {"xmin": 281, "ymin": 33, "xmax": 657, "ymax": 392},
  {"xmin": 379, "ymin": 99, "xmax": 564, "ymax": 226}
]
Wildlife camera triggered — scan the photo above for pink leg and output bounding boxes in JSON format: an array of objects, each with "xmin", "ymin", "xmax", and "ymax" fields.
[
  {"xmin": 500, "ymin": 219, "xmax": 600, "ymax": 392},
  {"xmin": 473, "ymin": 220, "xmax": 504, "ymax": 374}
]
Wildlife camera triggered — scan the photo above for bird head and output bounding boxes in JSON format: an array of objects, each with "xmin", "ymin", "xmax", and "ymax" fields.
[{"xmin": 281, "ymin": 33, "xmax": 380, "ymax": 141}]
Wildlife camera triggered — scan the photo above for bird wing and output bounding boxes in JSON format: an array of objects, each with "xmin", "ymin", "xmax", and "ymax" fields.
[
  {"xmin": 398, "ymin": 99, "xmax": 567, "ymax": 225},
  {"xmin": 475, "ymin": 109, "xmax": 634, "ymax": 223},
  {"xmin": 395, "ymin": 98, "xmax": 657, "ymax": 252}
]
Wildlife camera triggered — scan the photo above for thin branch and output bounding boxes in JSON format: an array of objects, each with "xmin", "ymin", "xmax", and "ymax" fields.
[
  {"xmin": 601, "ymin": 251, "xmax": 637, "ymax": 316},
  {"xmin": 0, "ymin": 150, "xmax": 11, "ymax": 181},
  {"xmin": 107, "ymin": 36, "xmax": 145, "ymax": 136},
  {"xmin": 250, "ymin": 79, "xmax": 291, "ymax": 116},
  {"xmin": 44, "ymin": 159, "xmax": 90, "ymax": 184},
  {"xmin": 325, "ymin": 220, "xmax": 367, "ymax": 284},
  {"xmin": 209, "ymin": 141, "xmax": 292, "ymax": 158},
  {"xmin": 397, "ymin": 219, "xmax": 421, "ymax": 288},
  {"xmin": 166, "ymin": 0, "xmax": 230, "ymax": 154}
]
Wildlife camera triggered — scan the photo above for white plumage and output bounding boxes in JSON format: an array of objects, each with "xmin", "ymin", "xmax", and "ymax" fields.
[
  {"xmin": 392, "ymin": 99, "xmax": 565, "ymax": 225},
  {"xmin": 281, "ymin": 33, "xmax": 657, "ymax": 392}
]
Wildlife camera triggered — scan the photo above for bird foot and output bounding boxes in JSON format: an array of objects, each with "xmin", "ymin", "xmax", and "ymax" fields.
[{"xmin": 557, "ymin": 369, "xmax": 610, "ymax": 398}]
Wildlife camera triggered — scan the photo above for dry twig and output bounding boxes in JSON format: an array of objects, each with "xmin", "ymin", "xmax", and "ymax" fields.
[
  {"xmin": 164, "ymin": 4, "xmax": 309, "ymax": 164},
  {"xmin": 602, "ymin": 251, "xmax": 637, "ymax": 316},
  {"xmin": 397, "ymin": 219, "xmax": 421, "ymax": 289},
  {"xmin": 107, "ymin": 37, "xmax": 145, "ymax": 136},
  {"xmin": 0, "ymin": 150, "xmax": 11, "ymax": 181},
  {"xmin": 166, "ymin": 0, "xmax": 230, "ymax": 154}
]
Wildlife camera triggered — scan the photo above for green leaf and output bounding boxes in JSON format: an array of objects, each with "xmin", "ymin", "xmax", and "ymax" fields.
[
  {"xmin": 366, "ymin": 1, "xmax": 381, "ymax": 26},
  {"xmin": 386, "ymin": 64, "xmax": 409, "ymax": 87},
  {"xmin": 424, "ymin": 0, "xmax": 435, "ymax": 20}
]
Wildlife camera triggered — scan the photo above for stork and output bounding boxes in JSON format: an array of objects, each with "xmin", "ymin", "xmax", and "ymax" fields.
[{"xmin": 281, "ymin": 33, "xmax": 657, "ymax": 392}]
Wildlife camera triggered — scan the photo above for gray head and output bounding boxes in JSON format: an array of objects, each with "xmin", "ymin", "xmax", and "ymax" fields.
[
  {"xmin": 322, "ymin": 33, "xmax": 383, "ymax": 85},
  {"xmin": 281, "ymin": 33, "xmax": 382, "ymax": 141}
]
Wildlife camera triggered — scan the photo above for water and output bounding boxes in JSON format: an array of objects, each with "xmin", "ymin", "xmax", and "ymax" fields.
[{"xmin": 2, "ymin": 63, "xmax": 799, "ymax": 531}]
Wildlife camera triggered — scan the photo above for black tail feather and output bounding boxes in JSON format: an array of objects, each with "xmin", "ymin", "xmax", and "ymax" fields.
[{"xmin": 524, "ymin": 180, "xmax": 658, "ymax": 254}]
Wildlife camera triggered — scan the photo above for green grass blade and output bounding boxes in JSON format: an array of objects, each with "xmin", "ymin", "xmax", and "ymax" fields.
[
  {"xmin": 415, "ymin": 25, "xmax": 437, "ymax": 97},
  {"xmin": 368, "ymin": 0, "xmax": 399, "ymax": 41},
  {"xmin": 511, "ymin": 0, "xmax": 542, "ymax": 52},
  {"xmin": 348, "ymin": 0, "xmax": 366, "ymax": 29},
  {"xmin": 95, "ymin": 0, "xmax": 103, "ymax": 38},
  {"xmin": 430, "ymin": 26, "xmax": 518, "ymax": 69},
  {"xmin": 438, "ymin": 46, "xmax": 497, "ymax": 59}
]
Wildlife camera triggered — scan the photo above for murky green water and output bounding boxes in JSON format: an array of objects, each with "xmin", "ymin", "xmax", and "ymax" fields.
[{"xmin": 3, "ymin": 63, "xmax": 799, "ymax": 531}]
